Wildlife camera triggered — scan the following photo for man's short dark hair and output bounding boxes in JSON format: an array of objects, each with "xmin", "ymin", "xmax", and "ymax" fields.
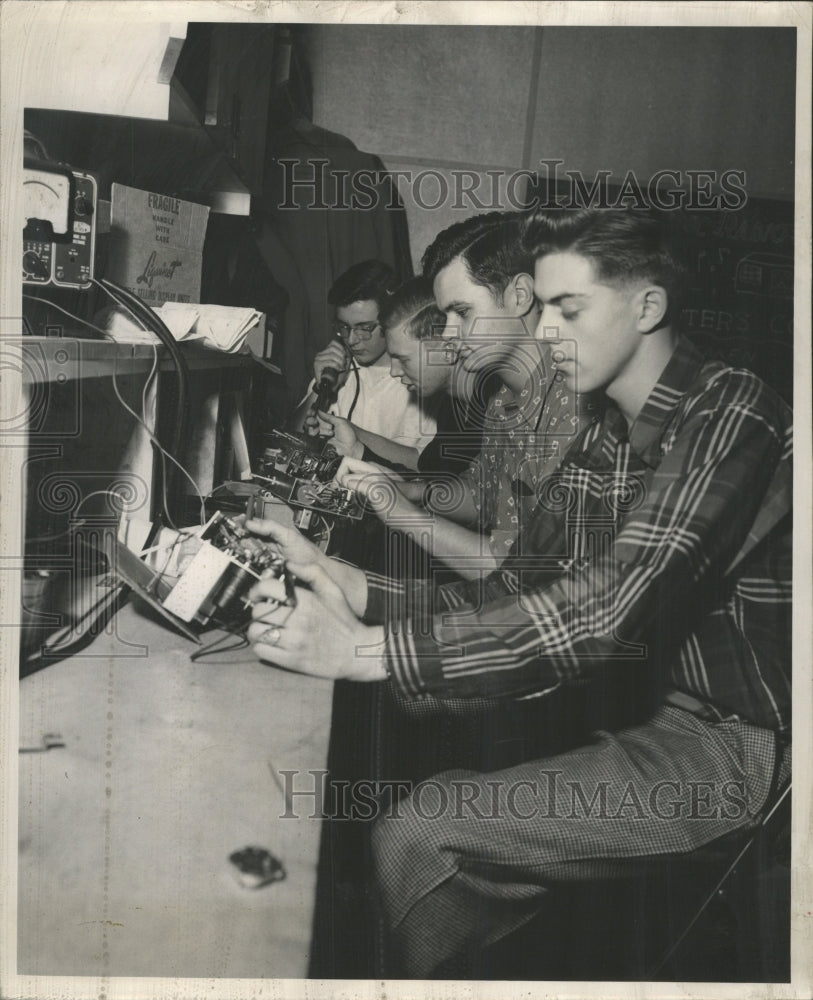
[
  {"xmin": 380, "ymin": 276, "xmax": 445, "ymax": 341},
  {"xmin": 328, "ymin": 259, "xmax": 397, "ymax": 311},
  {"xmin": 521, "ymin": 208, "xmax": 686, "ymax": 317},
  {"xmin": 421, "ymin": 211, "xmax": 533, "ymax": 305}
]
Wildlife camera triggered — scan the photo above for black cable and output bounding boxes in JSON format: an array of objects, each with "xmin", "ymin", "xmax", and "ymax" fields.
[
  {"xmin": 189, "ymin": 605, "xmax": 275, "ymax": 661},
  {"xmin": 93, "ymin": 278, "xmax": 191, "ymax": 526},
  {"xmin": 345, "ymin": 356, "xmax": 361, "ymax": 423},
  {"xmin": 97, "ymin": 279, "xmax": 189, "ymax": 459},
  {"xmin": 92, "ymin": 279, "xmax": 182, "ymax": 528},
  {"xmin": 22, "ymin": 293, "xmax": 113, "ymax": 339},
  {"xmin": 190, "ymin": 624, "xmax": 249, "ymax": 661}
]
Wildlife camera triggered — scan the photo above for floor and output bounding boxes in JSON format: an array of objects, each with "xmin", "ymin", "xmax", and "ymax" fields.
[{"xmin": 16, "ymin": 599, "xmax": 333, "ymax": 982}]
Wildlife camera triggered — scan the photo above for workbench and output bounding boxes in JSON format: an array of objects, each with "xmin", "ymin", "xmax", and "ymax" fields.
[{"xmin": 17, "ymin": 599, "xmax": 333, "ymax": 980}]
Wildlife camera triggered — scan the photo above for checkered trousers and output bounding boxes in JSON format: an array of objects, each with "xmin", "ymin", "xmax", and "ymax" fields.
[{"xmin": 371, "ymin": 704, "xmax": 785, "ymax": 978}]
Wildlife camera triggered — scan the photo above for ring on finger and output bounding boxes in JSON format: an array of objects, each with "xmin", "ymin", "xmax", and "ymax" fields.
[{"xmin": 263, "ymin": 626, "xmax": 282, "ymax": 647}]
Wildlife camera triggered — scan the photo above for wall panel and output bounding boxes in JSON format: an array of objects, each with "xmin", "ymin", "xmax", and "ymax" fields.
[
  {"xmin": 307, "ymin": 24, "xmax": 536, "ymax": 167},
  {"xmin": 530, "ymin": 27, "xmax": 796, "ymax": 200}
]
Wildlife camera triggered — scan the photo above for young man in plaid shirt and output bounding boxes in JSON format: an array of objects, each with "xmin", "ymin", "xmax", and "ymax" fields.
[{"xmin": 246, "ymin": 208, "xmax": 792, "ymax": 977}]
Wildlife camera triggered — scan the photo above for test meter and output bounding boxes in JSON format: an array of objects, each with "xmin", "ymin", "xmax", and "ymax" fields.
[{"xmin": 23, "ymin": 158, "xmax": 97, "ymax": 288}]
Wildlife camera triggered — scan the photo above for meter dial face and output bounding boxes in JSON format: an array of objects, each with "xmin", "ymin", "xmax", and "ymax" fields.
[{"xmin": 24, "ymin": 169, "xmax": 70, "ymax": 236}]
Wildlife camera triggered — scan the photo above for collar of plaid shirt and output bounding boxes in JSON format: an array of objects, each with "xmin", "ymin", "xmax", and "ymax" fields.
[
  {"xmin": 626, "ymin": 335, "xmax": 707, "ymax": 465},
  {"xmin": 370, "ymin": 334, "xmax": 792, "ymax": 735},
  {"xmin": 565, "ymin": 334, "xmax": 708, "ymax": 474}
]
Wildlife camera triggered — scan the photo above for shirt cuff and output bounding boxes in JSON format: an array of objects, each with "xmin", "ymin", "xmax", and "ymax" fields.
[
  {"xmin": 362, "ymin": 570, "xmax": 406, "ymax": 624},
  {"xmin": 382, "ymin": 622, "xmax": 447, "ymax": 697}
]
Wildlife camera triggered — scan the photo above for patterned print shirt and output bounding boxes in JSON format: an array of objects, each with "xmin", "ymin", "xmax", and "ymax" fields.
[
  {"xmin": 364, "ymin": 337, "xmax": 792, "ymax": 735},
  {"xmin": 462, "ymin": 343, "xmax": 598, "ymax": 558}
]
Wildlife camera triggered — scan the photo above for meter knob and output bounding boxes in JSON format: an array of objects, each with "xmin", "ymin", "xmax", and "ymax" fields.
[
  {"xmin": 23, "ymin": 250, "xmax": 48, "ymax": 278},
  {"xmin": 74, "ymin": 194, "xmax": 93, "ymax": 217}
]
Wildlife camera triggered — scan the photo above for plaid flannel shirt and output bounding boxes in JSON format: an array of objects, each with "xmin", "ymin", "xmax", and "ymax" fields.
[{"xmin": 364, "ymin": 337, "xmax": 792, "ymax": 736}]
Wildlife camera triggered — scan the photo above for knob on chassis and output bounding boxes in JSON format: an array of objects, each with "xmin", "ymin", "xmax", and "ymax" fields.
[
  {"xmin": 74, "ymin": 195, "xmax": 93, "ymax": 217},
  {"xmin": 23, "ymin": 249, "xmax": 48, "ymax": 279}
]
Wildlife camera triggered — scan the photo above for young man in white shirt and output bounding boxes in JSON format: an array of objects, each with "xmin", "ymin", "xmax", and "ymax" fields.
[{"xmin": 291, "ymin": 259, "xmax": 435, "ymax": 468}]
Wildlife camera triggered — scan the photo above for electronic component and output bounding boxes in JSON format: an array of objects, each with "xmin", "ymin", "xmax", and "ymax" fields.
[
  {"xmin": 165, "ymin": 513, "xmax": 293, "ymax": 625},
  {"xmin": 249, "ymin": 429, "xmax": 362, "ymax": 522},
  {"xmin": 228, "ymin": 846, "xmax": 285, "ymax": 889},
  {"xmin": 23, "ymin": 158, "xmax": 97, "ymax": 288},
  {"xmin": 114, "ymin": 512, "xmax": 296, "ymax": 636},
  {"xmin": 289, "ymin": 479, "xmax": 364, "ymax": 520},
  {"xmin": 260, "ymin": 429, "xmax": 343, "ymax": 484}
]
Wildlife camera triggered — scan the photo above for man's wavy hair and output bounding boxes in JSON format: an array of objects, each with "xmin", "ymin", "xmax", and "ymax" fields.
[
  {"xmin": 520, "ymin": 208, "xmax": 687, "ymax": 321},
  {"xmin": 379, "ymin": 276, "xmax": 445, "ymax": 340},
  {"xmin": 421, "ymin": 211, "xmax": 533, "ymax": 305},
  {"xmin": 328, "ymin": 259, "xmax": 397, "ymax": 311}
]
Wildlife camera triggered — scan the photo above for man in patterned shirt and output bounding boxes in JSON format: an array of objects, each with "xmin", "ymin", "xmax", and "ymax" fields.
[
  {"xmin": 424, "ymin": 211, "xmax": 596, "ymax": 565},
  {"xmin": 423, "ymin": 211, "xmax": 598, "ymax": 562},
  {"xmin": 341, "ymin": 211, "xmax": 596, "ymax": 578},
  {"xmin": 246, "ymin": 208, "xmax": 792, "ymax": 977}
]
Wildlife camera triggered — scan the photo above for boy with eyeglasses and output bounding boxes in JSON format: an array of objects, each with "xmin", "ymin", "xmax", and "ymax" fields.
[{"xmin": 291, "ymin": 259, "xmax": 435, "ymax": 469}]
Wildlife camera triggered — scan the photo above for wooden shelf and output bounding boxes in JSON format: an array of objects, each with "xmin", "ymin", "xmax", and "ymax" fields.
[{"xmin": 12, "ymin": 336, "xmax": 255, "ymax": 384}]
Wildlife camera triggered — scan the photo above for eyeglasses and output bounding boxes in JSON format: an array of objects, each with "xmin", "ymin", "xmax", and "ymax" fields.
[{"xmin": 332, "ymin": 320, "xmax": 381, "ymax": 342}]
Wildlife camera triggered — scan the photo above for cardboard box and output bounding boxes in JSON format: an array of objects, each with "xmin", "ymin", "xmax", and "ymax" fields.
[{"xmin": 107, "ymin": 184, "xmax": 210, "ymax": 304}]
